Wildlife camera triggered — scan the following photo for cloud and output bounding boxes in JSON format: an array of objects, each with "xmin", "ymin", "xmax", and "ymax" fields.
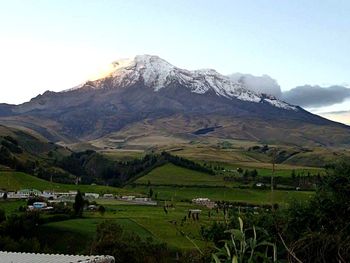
[
  {"xmin": 228, "ymin": 73, "xmax": 282, "ymax": 98},
  {"xmin": 282, "ymin": 85, "xmax": 350, "ymax": 108},
  {"xmin": 226, "ymin": 73, "xmax": 350, "ymax": 109}
]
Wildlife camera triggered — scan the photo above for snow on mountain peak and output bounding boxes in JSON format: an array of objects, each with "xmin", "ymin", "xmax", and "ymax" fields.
[{"xmin": 79, "ymin": 54, "xmax": 297, "ymax": 111}]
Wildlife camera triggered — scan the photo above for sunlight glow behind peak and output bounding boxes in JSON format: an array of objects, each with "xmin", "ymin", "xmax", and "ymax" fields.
[
  {"xmin": 88, "ymin": 63, "xmax": 116, "ymax": 81},
  {"xmin": 87, "ymin": 58, "xmax": 134, "ymax": 81}
]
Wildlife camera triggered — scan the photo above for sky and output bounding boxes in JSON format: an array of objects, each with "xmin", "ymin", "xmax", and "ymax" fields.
[{"xmin": 0, "ymin": 0, "xmax": 349, "ymax": 123}]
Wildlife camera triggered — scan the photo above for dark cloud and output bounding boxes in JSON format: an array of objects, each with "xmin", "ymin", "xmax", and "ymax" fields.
[{"xmin": 282, "ymin": 85, "xmax": 350, "ymax": 108}]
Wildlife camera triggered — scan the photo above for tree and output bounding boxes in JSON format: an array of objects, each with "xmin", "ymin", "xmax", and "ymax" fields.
[
  {"xmin": 0, "ymin": 208, "xmax": 5, "ymax": 223},
  {"xmin": 90, "ymin": 221, "xmax": 171, "ymax": 263},
  {"xmin": 284, "ymin": 161, "xmax": 350, "ymax": 262},
  {"xmin": 242, "ymin": 170, "xmax": 249, "ymax": 183},
  {"xmin": 98, "ymin": 205, "xmax": 106, "ymax": 216},
  {"xmin": 73, "ymin": 190, "xmax": 84, "ymax": 217},
  {"xmin": 149, "ymin": 188, "xmax": 153, "ymax": 198},
  {"xmin": 250, "ymin": 169, "xmax": 258, "ymax": 178}
]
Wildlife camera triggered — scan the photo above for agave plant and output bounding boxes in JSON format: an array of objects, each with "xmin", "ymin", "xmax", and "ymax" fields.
[{"xmin": 212, "ymin": 217, "xmax": 277, "ymax": 263}]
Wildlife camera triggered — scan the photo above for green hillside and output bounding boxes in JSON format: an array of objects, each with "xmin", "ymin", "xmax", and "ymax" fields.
[
  {"xmin": 0, "ymin": 171, "xmax": 131, "ymax": 195},
  {"xmin": 135, "ymin": 163, "xmax": 228, "ymax": 186}
]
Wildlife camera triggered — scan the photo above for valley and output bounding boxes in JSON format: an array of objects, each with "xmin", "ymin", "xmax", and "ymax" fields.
[{"xmin": 0, "ymin": 127, "xmax": 324, "ymax": 253}]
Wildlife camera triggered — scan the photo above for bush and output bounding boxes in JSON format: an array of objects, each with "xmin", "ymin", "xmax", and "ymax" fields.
[{"xmin": 90, "ymin": 221, "xmax": 172, "ymax": 263}]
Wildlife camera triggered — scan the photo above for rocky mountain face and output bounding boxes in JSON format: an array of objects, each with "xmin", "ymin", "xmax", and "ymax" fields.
[{"xmin": 0, "ymin": 55, "xmax": 349, "ymax": 146}]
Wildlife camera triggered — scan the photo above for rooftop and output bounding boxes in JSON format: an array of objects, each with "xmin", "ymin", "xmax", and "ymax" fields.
[{"xmin": 0, "ymin": 251, "xmax": 115, "ymax": 263}]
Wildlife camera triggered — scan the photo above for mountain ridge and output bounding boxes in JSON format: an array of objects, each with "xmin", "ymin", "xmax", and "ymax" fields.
[
  {"xmin": 0, "ymin": 54, "xmax": 349, "ymax": 147},
  {"xmin": 67, "ymin": 54, "xmax": 297, "ymax": 111}
]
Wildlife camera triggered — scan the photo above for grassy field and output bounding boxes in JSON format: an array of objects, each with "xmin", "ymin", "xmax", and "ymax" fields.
[
  {"xmin": 166, "ymin": 144, "xmax": 330, "ymax": 171},
  {"xmin": 0, "ymin": 171, "xmax": 133, "ymax": 195},
  {"xmin": 36, "ymin": 201, "xmax": 215, "ymax": 251},
  {"xmin": 0, "ymin": 200, "xmax": 26, "ymax": 214},
  {"xmin": 127, "ymin": 185, "xmax": 313, "ymax": 205},
  {"xmin": 38, "ymin": 217, "xmax": 157, "ymax": 253},
  {"xmin": 134, "ymin": 162, "xmax": 322, "ymax": 190},
  {"xmin": 136, "ymin": 163, "xmax": 232, "ymax": 186},
  {"xmin": 101, "ymin": 150, "xmax": 145, "ymax": 161},
  {"xmin": 86, "ymin": 202, "xmax": 214, "ymax": 250},
  {"xmin": 216, "ymin": 162, "xmax": 324, "ymax": 178}
]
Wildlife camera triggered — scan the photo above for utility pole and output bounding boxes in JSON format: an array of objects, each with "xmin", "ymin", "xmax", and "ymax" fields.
[
  {"xmin": 50, "ymin": 174, "xmax": 53, "ymax": 194},
  {"xmin": 271, "ymin": 149, "xmax": 276, "ymax": 192},
  {"xmin": 271, "ymin": 148, "xmax": 276, "ymax": 209}
]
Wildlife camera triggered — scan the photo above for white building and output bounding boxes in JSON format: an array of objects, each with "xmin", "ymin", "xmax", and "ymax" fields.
[
  {"xmin": 85, "ymin": 193, "xmax": 100, "ymax": 199},
  {"xmin": 0, "ymin": 251, "xmax": 114, "ymax": 263},
  {"xmin": 192, "ymin": 197, "xmax": 216, "ymax": 209},
  {"xmin": 134, "ymin": 197, "xmax": 150, "ymax": 202},
  {"xmin": 121, "ymin": 195, "xmax": 135, "ymax": 201}
]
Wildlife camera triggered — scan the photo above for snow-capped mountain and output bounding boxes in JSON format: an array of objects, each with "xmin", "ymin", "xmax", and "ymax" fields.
[
  {"xmin": 77, "ymin": 55, "xmax": 296, "ymax": 111},
  {"xmin": 0, "ymin": 54, "xmax": 348, "ymax": 146}
]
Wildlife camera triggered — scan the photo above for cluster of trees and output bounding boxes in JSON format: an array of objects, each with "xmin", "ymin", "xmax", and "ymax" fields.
[
  {"xmin": 58, "ymin": 151, "xmax": 162, "ymax": 186},
  {"xmin": 0, "ymin": 211, "xmax": 42, "ymax": 252},
  {"xmin": 201, "ymin": 161, "xmax": 350, "ymax": 262},
  {"xmin": 0, "ymin": 136, "xmax": 28, "ymax": 172},
  {"xmin": 290, "ymin": 169, "xmax": 321, "ymax": 188},
  {"xmin": 223, "ymin": 169, "xmax": 258, "ymax": 184},
  {"xmin": 161, "ymin": 152, "xmax": 215, "ymax": 175},
  {"xmin": 1, "ymin": 136, "xmax": 23, "ymax": 154}
]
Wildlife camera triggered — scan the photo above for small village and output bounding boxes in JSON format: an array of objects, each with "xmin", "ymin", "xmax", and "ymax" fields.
[
  {"xmin": 0, "ymin": 188, "xmax": 160, "ymax": 210},
  {"xmin": 0, "ymin": 188, "xmax": 220, "ymax": 212}
]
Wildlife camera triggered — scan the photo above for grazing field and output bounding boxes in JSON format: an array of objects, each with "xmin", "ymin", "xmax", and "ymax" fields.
[
  {"xmin": 101, "ymin": 150, "xmax": 145, "ymax": 161},
  {"xmin": 36, "ymin": 202, "xmax": 215, "ymax": 251},
  {"xmin": 166, "ymin": 144, "xmax": 331, "ymax": 170},
  {"xmin": 85, "ymin": 202, "xmax": 214, "ymax": 250},
  {"xmin": 215, "ymin": 162, "xmax": 324, "ymax": 178},
  {"xmin": 170, "ymin": 146, "xmax": 257, "ymax": 164},
  {"xmin": 136, "ymin": 163, "xmax": 231, "ymax": 186},
  {"xmin": 0, "ymin": 171, "xmax": 132, "ymax": 195}
]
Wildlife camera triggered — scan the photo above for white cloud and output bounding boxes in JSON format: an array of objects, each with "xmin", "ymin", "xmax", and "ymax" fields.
[{"xmin": 228, "ymin": 73, "xmax": 282, "ymax": 98}]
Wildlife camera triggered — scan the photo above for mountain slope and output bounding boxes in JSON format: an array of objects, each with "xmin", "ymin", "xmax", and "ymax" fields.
[{"xmin": 0, "ymin": 55, "xmax": 349, "ymax": 147}]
